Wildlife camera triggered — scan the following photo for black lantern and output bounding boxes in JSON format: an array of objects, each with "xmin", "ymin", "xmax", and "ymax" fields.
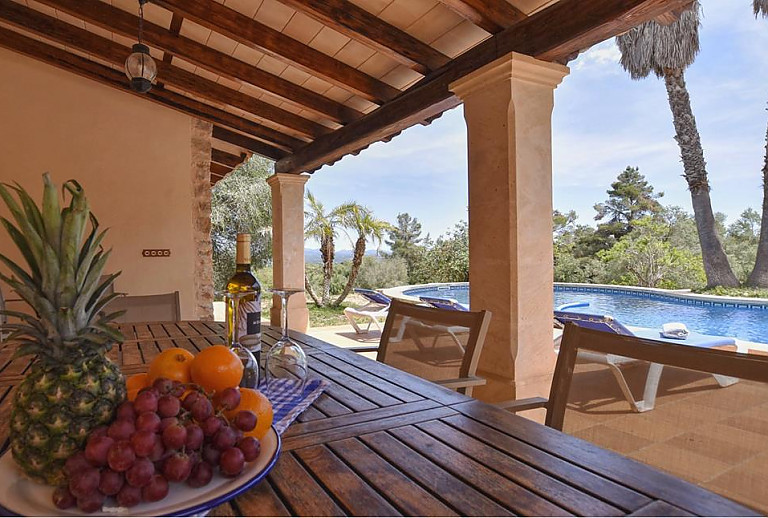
[{"xmin": 125, "ymin": 0, "xmax": 157, "ymax": 93}]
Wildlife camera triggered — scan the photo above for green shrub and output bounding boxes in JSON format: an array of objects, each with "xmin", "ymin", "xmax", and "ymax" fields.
[{"xmin": 355, "ymin": 256, "xmax": 408, "ymax": 289}]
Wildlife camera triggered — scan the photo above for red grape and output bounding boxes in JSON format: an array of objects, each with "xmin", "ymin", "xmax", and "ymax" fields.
[
  {"xmin": 77, "ymin": 490, "xmax": 105, "ymax": 513},
  {"xmin": 157, "ymin": 395, "xmax": 181, "ymax": 418},
  {"xmin": 163, "ymin": 452, "xmax": 193, "ymax": 482},
  {"xmin": 191, "ymin": 397, "xmax": 213, "ymax": 422},
  {"xmin": 213, "ymin": 426, "xmax": 237, "ymax": 450},
  {"xmin": 201, "ymin": 416, "xmax": 223, "ymax": 438},
  {"xmin": 85, "ymin": 435, "xmax": 114, "ymax": 467},
  {"xmin": 134, "ymin": 390, "xmax": 159, "ymax": 413},
  {"xmin": 219, "ymin": 447, "xmax": 245, "ymax": 477},
  {"xmin": 52, "ymin": 486, "xmax": 76, "ymax": 510},
  {"xmin": 160, "ymin": 416, "xmax": 178, "ymax": 433},
  {"xmin": 131, "ymin": 430, "xmax": 158, "ymax": 458},
  {"xmin": 148, "ymin": 436, "xmax": 166, "ymax": 462},
  {"xmin": 64, "ymin": 452, "xmax": 92, "ymax": 477},
  {"xmin": 202, "ymin": 444, "xmax": 221, "ymax": 465},
  {"xmin": 187, "ymin": 461, "xmax": 213, "ymax": 488},
  {"xmin": 108, "ymin": 419, "xmax": 136, "ymax": 441},
  {"xmin": 182, "ymin": 390, "xmax": 202, "ymax": 411},
  {"xmin": 213, "ymin": 387, "xmax": 241, "ymax": 411},
  {"xmin": 126, "ymin": 458, "xmax": 155, "ymax": 488},
  {"xmin": 135, "ymin": 411, "xmax": 161, "ymax": 433},
  {"xmin": 116, "ymin": 484, "xmax": 142, "ymax": 508},
  {"xmin": 162, "ymin": 422, "xmax": 188, "ymax": 450},
  {"xmin": 90, "ymin": 426, "xmax": 109, "ymax": 440},
  {"xmin": 171, "ymin": 381, "xmax": 186, "ymax": 398},
  {"xmin": 98, "ymin": 469, "xmax": 124, "ymax": 496},
  {"xmin": 107, "ymin": 440, "xmax": 136, "ymax": 472},
  {"xmin": 234, "ymin": 411, "xmax": 257, "ymax": 432},
  {"xmin": 116, "ymin": 400, "xmax": 137, "ymax": 421},
  {"xmin": 142, "ymin": 474, "xmax": 169, "ymax": 502},
  {"xmin": 68, "ymin": 468, "xmax": 100, "ymax": 498},
  {"xmin": 152, "ymin": 377, "xmax": 175, "ymax": 395},
  {"xmin": 185, "ymin": 423, "xmax": 204, "ymax": 450},
  {"xmin": 237, "ymin": 437, "xmax": 261, "ymax": 462}
]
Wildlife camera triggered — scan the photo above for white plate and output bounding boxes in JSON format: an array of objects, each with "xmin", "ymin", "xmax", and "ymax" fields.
[{"xmin": 0, "ymin": 427, "xmax": 281, "ymax": 517}]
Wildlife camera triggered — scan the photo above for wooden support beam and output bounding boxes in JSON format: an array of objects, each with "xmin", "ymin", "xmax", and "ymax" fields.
[
  {"xmin": 152, "ymin": 0, "xmax": 401, "ymax": 104},
  {"xmin": 0, "ymin": 26, "xmax": 301, "ymax": 152},
  {"xmin": 34, "ymin": 0, "xmax": 363, "ymax": 125},
  {"xmin": 0, "ymin": 1, "xmax": 320, "ymax": 142},
  {"xmin": 212, "ymin": 149, "xmax": 247, "ymax": 169},
  {"xmin": 210, "ymin": 163, "xmax": 234, "ymax": 178},
  {"xmin": 212, "ymin": 126, "xmax": 286, "ymax": 161},
  {"xmin": 275, "ymin": 0, "xmax": 449, "ymax": 74},
  {"xmin": 276, "ymin": 0, "xmax": 694, "ymax": 174},
  {"xmin": 436, "ymin": 0, "xmax": 526, "ymax": 33},
  {"xmin": 161, "ymin": 14, "xmax": 184, "ymax": 64}
]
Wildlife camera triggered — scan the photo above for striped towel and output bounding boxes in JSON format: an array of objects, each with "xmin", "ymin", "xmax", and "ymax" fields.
[{"xmin": 259, "ymin": 377, "xmax": 328, "ymax": 435}]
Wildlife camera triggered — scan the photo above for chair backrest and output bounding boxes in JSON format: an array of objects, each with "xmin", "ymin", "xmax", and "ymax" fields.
[
  {"xmin": 419, "ymin": 296, "xmax": 469, "ymax": 312},
  {"xmin": 554, "ymin": 310, "xmax": 633, "ymax": 336},
  {"xmin": 354, "ymin": 288, "xmax": 391, "ymax": 306},
  {"xmin": 377, "ymin": 299, "xmax": 491, "ymax": 392},
  {"xmin": 107, "ymin": 291, "xmax": 181, "ymax": 323}
]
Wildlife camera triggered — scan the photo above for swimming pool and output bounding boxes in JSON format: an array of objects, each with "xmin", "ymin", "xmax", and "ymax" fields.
[{"xmin": 401, "ymin": 283, "xmax": 768, "ymax": 344}]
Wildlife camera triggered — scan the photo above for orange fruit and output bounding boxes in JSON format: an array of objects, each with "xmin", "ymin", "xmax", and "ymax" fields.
[
  {"xmin": 126, "ymin": 373, "xmax": 149, "ymax": 391},
  {"xmin": 189, "ymin": 345, "xmax": 243, "ymax": 394},
  {"xmin": 225, "ymin": 388, "xmax": 273, "ymax": 439},
  {"xmin": 147, "ymin": 348, "xmax": 195, "ymax": 384}
]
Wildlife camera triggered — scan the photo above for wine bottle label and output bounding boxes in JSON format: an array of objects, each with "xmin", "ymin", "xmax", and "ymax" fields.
[{"xmin": 238, "ymin": 298, "xmax": 261, "ymax": 350}]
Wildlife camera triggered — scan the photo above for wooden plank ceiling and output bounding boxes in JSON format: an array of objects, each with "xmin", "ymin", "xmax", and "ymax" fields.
[{"xmin": 0, "ymin": 0, "xmax": 691, "ymax": 184}]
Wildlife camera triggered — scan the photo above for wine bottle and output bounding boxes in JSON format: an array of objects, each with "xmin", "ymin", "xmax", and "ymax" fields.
[{"xmin": 226, "ymin": 234, "xmax": 262, "ymax": 362}]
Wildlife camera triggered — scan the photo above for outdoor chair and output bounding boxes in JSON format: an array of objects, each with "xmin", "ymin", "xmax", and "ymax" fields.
[
  {"xmin": 344, "ymin": 288, "xmax": 391, "ymax": 334},
  {"xmin": 107, "ymin": 291, "xmax": 181, "ymax": 323},
  {"xmin": 353, "ymin": 299, "xmax": 491, "ymax": 396},
  {"xmin": 419, "ymin": 296, "xmax": 469, "ymax": 311},
  {"xmin": 553, "ymin": 310, "xmax": 740, "ymax": 412},
  {"xmin": 504, "ymin": 323, "xmax": 768, "ymax": 431}
]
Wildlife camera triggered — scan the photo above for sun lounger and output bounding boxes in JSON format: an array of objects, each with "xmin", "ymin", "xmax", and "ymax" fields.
[
  {"xmin": 554, "ymin": 310, "xmax": 740, "ymax": 412},
  {"xmin": 419, "ymin": 296, "xmax": 469, "ymax": 312},
  {"xmin": 344, "ymin": 288, "xmax": 391, "ymax": 334}
]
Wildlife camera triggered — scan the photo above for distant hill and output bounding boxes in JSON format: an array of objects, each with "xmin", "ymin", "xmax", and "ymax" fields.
[{"xmin": 305, "ymin": 248, "xmax": 380, "ymax": 264}]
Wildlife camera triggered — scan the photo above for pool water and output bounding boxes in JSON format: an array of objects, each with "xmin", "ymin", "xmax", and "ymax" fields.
[{"xmin": 403, "ymin": 285, "xmax": 768, "ymax": 344}]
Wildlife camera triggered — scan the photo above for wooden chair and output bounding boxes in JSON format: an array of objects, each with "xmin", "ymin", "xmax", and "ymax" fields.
[
  {"xmin": 355, "ymin": 299, "xmax": 491, "ymax": 396},
  {"xmin": 107, "ymin": 291, "xmax": 181, "ymax": 323},
  {"xmin": 506, "ymin": 323, "xmax": 768, "ymax": 431}
]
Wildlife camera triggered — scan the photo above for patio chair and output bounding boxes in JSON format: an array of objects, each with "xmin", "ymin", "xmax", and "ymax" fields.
[
  {"xmin": 552, "ymin": 310, "xmax": 740, "ymax": 412},
  {"xmin": 344, "ymin": 288, "xmax": 391, "ymax": 334},
  {"xmin": 504, "ymin": 323, "xmax": 768, "ymax": 431},
  {"xmin": 419, "ymin": 296, "xmax": 469, "ymax": 311},
  {"xmin": 355, "ymin": 299, "xmax": 491, "ymax": 396},
  {"xmin": 107, "ymin": 291, "xmax": 181, "ymax": 323}
]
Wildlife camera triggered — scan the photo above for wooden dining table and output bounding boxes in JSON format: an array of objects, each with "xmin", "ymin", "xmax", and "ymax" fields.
[{"xmin": 0, "ymin": 320, "xmax": 758, "ymax": 516}]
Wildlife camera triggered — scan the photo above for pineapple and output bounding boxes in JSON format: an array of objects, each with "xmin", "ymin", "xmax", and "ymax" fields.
[{"xmin": 0, "ymin": 173, "xmax": 126, "ymax": 485}]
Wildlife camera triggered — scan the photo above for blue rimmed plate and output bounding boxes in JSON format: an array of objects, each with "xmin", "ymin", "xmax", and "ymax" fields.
[{"xmin": 0, "ymin": 426, "xmax": 280, "ymax": 517}]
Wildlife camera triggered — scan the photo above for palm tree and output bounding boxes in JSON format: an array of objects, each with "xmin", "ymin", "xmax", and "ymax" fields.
[
  {"xmin": 304, "ymin": 191, "xmax": 341, "ymax": 306},
  {"xmin": 333, "ymin": 203, "xmax": 391, "ymax": 306},
  {"xmin": 616, "ymin": 2, "xmax": 739, "ymax": 287},
  {"xmin": 747, "ymin": 0, "xmax": 768, "ymax": 287}
]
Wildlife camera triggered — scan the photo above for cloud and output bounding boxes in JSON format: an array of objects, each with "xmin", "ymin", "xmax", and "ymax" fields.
[{"xmin": 572, "ymin": 40, "xmax": 622, "ymax": 74}]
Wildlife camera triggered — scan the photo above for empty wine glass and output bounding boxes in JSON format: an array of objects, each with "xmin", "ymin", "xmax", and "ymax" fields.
[
  {"xmin": 223, "ymin": 291, "xmax": 259, "ymax": 389},
  {"xmin": 264, "ymin": 288, "xmax": 307, "ymax": 396}
]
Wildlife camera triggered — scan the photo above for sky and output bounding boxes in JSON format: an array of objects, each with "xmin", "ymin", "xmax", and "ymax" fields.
[{"xmin": 304, "ymin": 0, "xmax": 768, "ymax": 249}]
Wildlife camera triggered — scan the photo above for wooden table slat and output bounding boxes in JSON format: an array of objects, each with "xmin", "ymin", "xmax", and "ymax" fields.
[{"xmin": 267, "ymin": 453, "xmax": 345, "ymax": 516}]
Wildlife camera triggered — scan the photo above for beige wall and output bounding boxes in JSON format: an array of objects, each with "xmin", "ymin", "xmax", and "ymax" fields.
[{"xmin": 0, "ymin": 47, "xmax": 200, "ymax": 319}]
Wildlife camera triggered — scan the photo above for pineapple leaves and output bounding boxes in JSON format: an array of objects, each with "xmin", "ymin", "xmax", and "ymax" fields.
[
  {"xmin": 0, "ymin": 184, "xmax": 44, "ymax": 273},
  {"xmin": 58, "ymin": 185, "xmax": 89, "ymax": 308},
  {"xmin": 42, "ymin": 172, "xmax": 62, "ymax": 253},
  {"xmin": 0, "ymin": 218, "xmax": 41, "ymax": 281}
]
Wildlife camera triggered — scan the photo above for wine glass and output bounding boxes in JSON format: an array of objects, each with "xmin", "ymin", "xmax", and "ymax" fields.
[
  {"xmin": 223, "ymin": 291, "xmax": 260, "ymax": 389},
  {"xmin": 264, "ymin": 288, "xmax": 307, "ymax": 396}
]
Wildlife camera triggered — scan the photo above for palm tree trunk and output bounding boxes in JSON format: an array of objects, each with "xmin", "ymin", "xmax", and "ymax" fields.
[
  {"xmin": 304, "ymin": 273, "xmax": 320, "ymax": 305},
  {"xmin": 663, "ymin": 68, "xmax": 739, "ymax": 287},
  {"xmin": 320, "ymin": 235, "xmax": 334, "ymax": 306},
  {"xmin": 333, "ymin": 237, "xmax": 366, "ymax": 306},
  {"xmin": 747, "ymin": 118, "xmax": 768, "ymax": 287}
]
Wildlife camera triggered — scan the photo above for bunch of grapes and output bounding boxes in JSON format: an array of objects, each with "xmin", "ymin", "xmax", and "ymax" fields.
[{"xmin": 53, "ymin": 378, "xmax": 262, "ymax": 513}]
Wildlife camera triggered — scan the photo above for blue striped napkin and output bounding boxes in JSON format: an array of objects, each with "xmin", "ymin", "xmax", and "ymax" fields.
[{"xmin": 259, "ymin": 378, "xmax": 328, "ymax": 435}]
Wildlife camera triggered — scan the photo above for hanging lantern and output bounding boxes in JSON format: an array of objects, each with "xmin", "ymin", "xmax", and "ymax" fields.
[{"xmin": 125, "ymin": 0, "xmax": 156, "ymax": 93}]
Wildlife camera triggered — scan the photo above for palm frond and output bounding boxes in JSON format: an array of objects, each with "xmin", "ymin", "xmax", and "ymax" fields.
[{"xmin": 756, "ymin": 0, "xmax": 768, "ymax": 17}]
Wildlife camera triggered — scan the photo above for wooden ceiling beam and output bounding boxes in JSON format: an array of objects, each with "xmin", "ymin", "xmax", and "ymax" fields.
[
  {"xmin": 212, "ymin": 149, "xmax": 247, "ymax": 169},
  {"xmin": 33, "ymin": 0, "xmax": 362, "ymax": 125},
  {"xmin": 275, "ymin": 0, "xmax": 449, "ymax": 74},
  {"xmin": 0, "ymin": 26, "xmax": 300, "ymax": 152},
  {"xmin": 152, "ymin": 0, "xmax": 401, "ymax": 104},
  {"xmin": 0, "ymin": 1, "xmax": 322, "ymax": 141},
  {"xmin": 161, "ymin": 13, "xmax": 184, "ymax": 64},
  {"xmin": 210, "ymin": 163, "xmax": 234, "ymax": 178},
  {"xmin": 212, "ymin": 126, "xmax": 286, "ymax": 161},
  {"xmin": 436, "ymin": 0, "xmax": 526, "ymax": 33},
  {"xmin": 276, "ymin": 0, "xmax": 695, "ymax": 174}
]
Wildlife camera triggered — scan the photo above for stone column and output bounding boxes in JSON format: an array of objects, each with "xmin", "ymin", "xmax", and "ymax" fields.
[
  {"xmin": 190, "ymin": 118, "xmax": 214, "ymax": 320},
  {"xmin": 450, "ymin": 52, "xmax": 569, "ymax": 408},
  {"xmin": 267, "ymin": 173, "xmax": 309, "ymax": 332}
]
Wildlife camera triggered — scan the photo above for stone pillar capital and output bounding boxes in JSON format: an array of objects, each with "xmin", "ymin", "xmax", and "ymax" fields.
[
  {"xmin": 266, "ymin": 172, "xmax": 310, "ymax": 188},
  {"xmin": 450, "ymin": 52, "xmax": 569, "ymax": 100}
]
